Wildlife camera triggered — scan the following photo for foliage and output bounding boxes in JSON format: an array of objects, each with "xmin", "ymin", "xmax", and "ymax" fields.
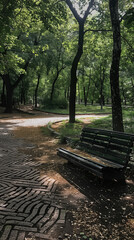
[
  {"xmin": 42, "ymin": 97, "xmax": 68, "ymax": 110},
  {"xmin": 0, "ymin": 0, "xmax": 133, "ymax": 118}
]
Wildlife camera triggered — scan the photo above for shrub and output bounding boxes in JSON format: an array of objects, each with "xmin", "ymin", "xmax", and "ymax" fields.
[{"xmin": 42, "ymin": 97, "xmax": 68, "ymax": 109}]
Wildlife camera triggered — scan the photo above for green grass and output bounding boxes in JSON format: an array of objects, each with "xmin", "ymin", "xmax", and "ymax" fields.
[
  {"xmin": 40, "ymin": 108, "xmax": 68, "ymax": 114},
  {"xmin": 40, "ymin": 126, "xmax": 52, "ymax": 136},
  {"xmin": 88, "ymin": 115, "xmax": 113, "ymax": 130},
  {"xmin": 90, "ymin": 109, "xmax": 134, "ymax": 133},
  {"xmin": 123, "ymin": 108, "xmax": 134, "ymax": 133},
  {"xmin": 40, "ymin": 106, "xmax": 134, "ymax": 140},
  {"xmin": 51, "ymin": 108, "xmax": 134, "ymax": 139},
  {"xmin": 58, "ymin": 119, "xmax": 83, "ymax": 137},
  {"xmin": 76, "ymin": 104, "xmax": 112, "ymax": 114},
  {"xmin": 40, "ymin": 104, "xmax": 112, "ymax": 115}
]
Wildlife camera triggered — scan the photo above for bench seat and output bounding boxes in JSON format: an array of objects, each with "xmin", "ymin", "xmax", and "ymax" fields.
[
  {"xmin": 57, "ymin": 128, "xmax": 134, "ymax": 182},
  {"xmin": 57, "ymin": 148, "xmax": 125, "ymax": 181}
]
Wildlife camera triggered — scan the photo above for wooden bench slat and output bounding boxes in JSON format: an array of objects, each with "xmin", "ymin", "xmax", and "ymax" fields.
[
  {"xmin": 57, "ymin": 128, "xmax": 134, "ymax": 182},
  {"xmin": 83, "ymin": 128, "xmax": 134, "ymax": 141},
  {"xmin": 57, "ymin": 148, "xmax": 104, "ymax": 170},
  {"xmin": 58, "ymin": 148, "xmax": 124, "ymax": 169},
  {"xmin": 81, "ymin": 136, "xmax": 131, "ymax": 154},
  {"xmin": 79, "ymin": 142, "xmax": 128, "ymax": 166},
  {"xmin": 57, "ymin": 148, "xmax": 125, "ymax": 180},
  {"xmin": 81, "ymin": 132, "xmax": 133, "ymax": 147}
]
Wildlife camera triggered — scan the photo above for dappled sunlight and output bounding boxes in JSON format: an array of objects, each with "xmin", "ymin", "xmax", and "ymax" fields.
[
  {"xmin": 1, "ymin": 132, "xmax": 9, "ymax": 135},
  {"xmin": 126, "ymin": 179, "xmax": 134, "ymax": 185},
  {"xmin": 0, "ymin": 111, "xmax": 132, "ymax": 240},
  {"xmin": 127, "ymin": 219, "xmax": 134, "ymax": 229},
  {"xmin": 122, "ymin": 195, "xmax": 134, "ymax": 201}
]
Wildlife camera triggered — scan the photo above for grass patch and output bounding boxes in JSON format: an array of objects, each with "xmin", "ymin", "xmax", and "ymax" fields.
[
  {"xmin": 76, "ymin": 105, "xmax": 112, "ymax": 114},
  {"xmin": 41, "ymin": 106, "xmax": 133, "ymax": 140},
  {"xmin": 58, "ymin": 120, "xmax": 83, "ymax": 138},
  {"xmin": 40, "ymin": 108, "xmax": 68, "ymax": 114},
  {"xmin": 123, "ymin": 108, "xmax": 134, "ymax": 133},
  {"xmin": 40, "ymin": 104, "xmax": 112, "ymax": 115},
  {"xmin": 40, "ymin": 126, "xmax": 52, "ymax": 136},
  {"xmin": 88, "ymin": 115, "xmax": 112, "ymax": 130},
  {"xmin": 50, "ymin": 108, "xmax": 134, "ymax": 139},
  {"xmin": 83, "ymin": 109, "xmax": 134, "ymax": 133}
]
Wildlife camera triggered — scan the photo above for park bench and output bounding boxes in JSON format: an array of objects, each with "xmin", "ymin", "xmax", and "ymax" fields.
[{"xmin": 57, "ymin": 128, "xmax": 134, "ymax": 182}]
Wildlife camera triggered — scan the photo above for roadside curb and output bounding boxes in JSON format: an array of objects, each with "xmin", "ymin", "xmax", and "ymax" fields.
[
  {"xmin": 16, "ymin": 108, "xmax": 35, "ymax": 115},
  {"xmin": 47, "ymin": 121, "xmax": 72, "ymax": 144}
]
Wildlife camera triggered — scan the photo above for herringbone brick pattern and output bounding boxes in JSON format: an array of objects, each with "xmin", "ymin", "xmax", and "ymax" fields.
[{"xmin": 0, "ymin": 125, "xmax": 66, "ymax": 240}]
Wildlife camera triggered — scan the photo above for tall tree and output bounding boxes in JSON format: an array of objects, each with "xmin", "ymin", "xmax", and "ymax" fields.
[
  {"xmin": 109, "ymin": 0, "xmax": 124, "ymax": 131},
  {"xmin": 65, "ymin": 0, "xmax": 95, "ymax": 123}
]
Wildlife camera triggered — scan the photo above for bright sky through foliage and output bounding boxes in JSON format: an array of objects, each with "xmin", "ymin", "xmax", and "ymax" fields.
[
  {"xmin": 73, "ymin": 0, "xmax": 89, "ymax": 17},
  {"xmin": 73, "ymin": 0, "xmax": 96, "ymax": 17}
]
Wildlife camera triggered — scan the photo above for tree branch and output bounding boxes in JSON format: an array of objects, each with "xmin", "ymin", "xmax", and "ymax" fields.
[
  {"xmin": 65, "ymin": 0, "xmax": 82, "ymax": 22},
  {"xmin": 65, "ymin": 0, "xmax": 95, "ymax": 23},
  {"xmin": 83, "ymin": 0, "xmax": 95, "ymax": 22},
  {"xmin": 121, "ymin": 35, "xmax": 134, "ymax": 50}
]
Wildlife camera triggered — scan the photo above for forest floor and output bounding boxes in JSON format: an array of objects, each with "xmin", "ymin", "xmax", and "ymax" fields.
[{"xmin": 0, "ymin": 106, "xmax": 134, "ymax": 240}]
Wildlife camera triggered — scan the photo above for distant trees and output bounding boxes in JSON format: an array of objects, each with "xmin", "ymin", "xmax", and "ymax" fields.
[
  {"xmin": 0, "ymin": 0, "xmax": 133, "ymax": 131},
  {"xmin": 0, "ymin": 0, "xmax": 66, "ymax": 112}
]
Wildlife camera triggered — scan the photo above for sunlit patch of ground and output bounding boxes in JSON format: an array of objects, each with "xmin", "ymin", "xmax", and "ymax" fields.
[
  {"xmin": 1, "ymin": 105, "xmax": 133, "ymax": 239},
  {"xmin": 12, "ymin": 123, "xmax": 134, "ymax": 240}
]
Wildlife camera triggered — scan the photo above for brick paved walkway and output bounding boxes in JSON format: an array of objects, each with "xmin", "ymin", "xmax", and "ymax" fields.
[
  {"xmin": 0, "ymin": 123, "xmax": 66, "ymax": 240},
  {"xmin": 0, "ymin": 110, "xmax": 134, "ymax": 240}
]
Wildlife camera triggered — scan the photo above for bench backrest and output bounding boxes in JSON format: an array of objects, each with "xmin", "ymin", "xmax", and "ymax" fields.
[{"xmin": 80, "ymin": 128, "xmax": 134, "ymax": 167}]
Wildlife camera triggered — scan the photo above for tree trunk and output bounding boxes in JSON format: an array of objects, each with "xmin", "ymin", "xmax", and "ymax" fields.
[
  {"xmin": 131, "ymin": 78, "xmax": 134, "ymax": 105},
  {"xmin": 66, "ymin": 0, "xmax": 94, "ymax": 123},
  {"xmin": 3, "ymin": 74, "xmax": 13, "ymax": 113},
  {"xmin": 50, "ymin": 68, "xmax": 61, "ymax": 101},
  {"xmin": 100, "ymin": 66, "xmax": 105, "ymax": 110},
  {"xmin": 20, "ymin": 81, "xmax": 25, "ymax": 105},
  {"xmin": 109, "ymin": 0, "xmax": 124, "ymax": 132},
  {"xmin": 1, "ymin": 60, "xmax": 29, "ymax": 113},
  {"xmin": 35, "ymin": 74, "xmax": 40, "ymax": 108},
  {"xmin": 1, "ymin": 81, "xmax": 6, "ymax": 107},
  {"xmin": 69, "ymin": 23, "xmax": 84, "ymax": 123},
  {"xmin": 83, "ymin": 86, "xmax": 87, "ymax": 106}
]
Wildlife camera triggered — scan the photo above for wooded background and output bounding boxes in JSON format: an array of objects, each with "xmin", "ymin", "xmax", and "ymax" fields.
[{"xmin": 0, "ymin": 0, "xmax": 133, "ymax": 131}]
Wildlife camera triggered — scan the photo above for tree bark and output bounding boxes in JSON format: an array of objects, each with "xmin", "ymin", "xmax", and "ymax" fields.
[
  {"xmin": 1, "ymin": 81, "xmax": 6, "ymax": 107},
  {"xmin": 100, "ymin": 66, "xmax": 105, "ymax": 110},
  {"xmin": 1, "ymin": 60, "xmax": 29, "ymax": 113},
  {"xmin": 66, "ymin": 0, "xmax": 94, "ymax": 123},
  {"xmin": 35, "ymin": 74, "xmax": 40, "ymax": 108},
  {"xmin": 3, "ymin": 74, "xmax": 13, "ymax": 113},
  {"xmin": 131, "ymin": 78, "xmax": 134, "ymax": 105},
  {"xmin": 109, "ymin": 0, "xmax": 124, "ymax": 132},
  {"xmin": 50, "ymin": 66, "xmax": 65, "ymax": 101},
  {"xmin": 69, "ymin": 23, "xmax": 84, "ymax": 122}
]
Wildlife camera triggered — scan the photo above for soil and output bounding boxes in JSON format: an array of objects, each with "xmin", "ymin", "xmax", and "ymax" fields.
[
  {"xmin": 1, "ymin": 106, "xmax": 134, "ymax": 240},
  {"xmin": 13, "ymin": 130, "xmax": 134, "ymax": 240}
]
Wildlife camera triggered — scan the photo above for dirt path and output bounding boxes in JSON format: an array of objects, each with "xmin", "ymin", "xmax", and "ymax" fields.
[{"xmin": 0, "ymin": 107, "xmax": 134, "ymax": 240}]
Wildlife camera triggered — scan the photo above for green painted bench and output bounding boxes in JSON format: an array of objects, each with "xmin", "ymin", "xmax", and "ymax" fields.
[{"xmin": 57, "ymin": 128, "xmax": 134, "ymax": 182}]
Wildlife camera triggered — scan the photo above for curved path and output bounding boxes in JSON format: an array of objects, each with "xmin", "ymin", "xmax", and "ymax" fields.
[
  {"xmin": 0, "ymin": 111, "xmax": 134, "ymax": 240},
  {"xmin": 0, "ymin": 111, "xmax": 103, "ymax": 240},
  {"xmin": 0, "ymin": 119, "xmax": 67, "ymax": 240}
]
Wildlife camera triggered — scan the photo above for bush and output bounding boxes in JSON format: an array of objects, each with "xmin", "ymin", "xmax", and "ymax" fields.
[{"xmin": 42, "ymin": 97, "xmax": 68, "ymax": 109}]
